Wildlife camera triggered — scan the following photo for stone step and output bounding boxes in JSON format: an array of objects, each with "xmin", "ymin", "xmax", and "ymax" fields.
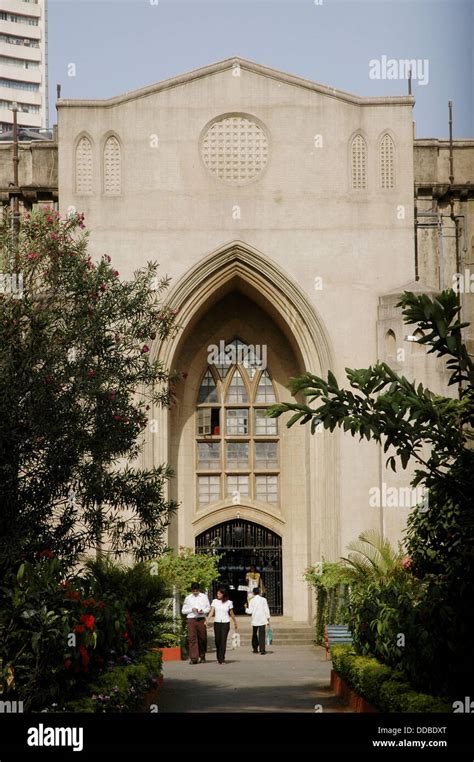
[
  {"xmin": 273, "ymin": 628, "xmax": 314, "ymax": 633},
  {"xmin": 214, "ymin": 628, "xmax": 315, "ymax": 635},
  {"xmin": 208, "ymin": 636, "xmax": 315, "ymax": 647},
  {"xmin": 207, "ymin": 619, "xmax": 316, "ymax": 647}
]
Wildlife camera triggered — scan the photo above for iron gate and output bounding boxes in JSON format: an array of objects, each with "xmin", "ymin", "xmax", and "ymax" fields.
[{"xmin": 195, "ymin": 519, "xmax": 283, "ymax": 615}]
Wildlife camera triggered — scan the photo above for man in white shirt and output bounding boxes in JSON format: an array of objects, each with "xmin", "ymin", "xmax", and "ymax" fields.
[
  {"xmin": 245, "ymin": 587, "xmax": 271, "ymax": 655},
  {"xmin": 182, "ymin": 582, "xmax": 211, "ymax": 664}
]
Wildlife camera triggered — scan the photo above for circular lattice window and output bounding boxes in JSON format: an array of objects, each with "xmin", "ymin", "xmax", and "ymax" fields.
[{"xmin": 201, "ymin": 115, "xmax": 269, "ymax": 184}]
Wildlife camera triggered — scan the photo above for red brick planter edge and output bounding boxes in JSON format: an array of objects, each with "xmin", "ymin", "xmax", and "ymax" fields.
[{"xmin": 331, "ymin": 669, "xmax": 378, "ymax": 713}]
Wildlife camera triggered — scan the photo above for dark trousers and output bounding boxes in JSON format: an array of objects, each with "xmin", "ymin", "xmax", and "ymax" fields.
[
  {"xmin": 214, "ymin": 622, "xmax": 230, "ymax": 663},
  {"xmin": 187, "ymin": 618, "xmax": 207, "ymax": 661},
  {"xmin": 252, "ymin": 625, "xmax": 266, "ymax": 653}
]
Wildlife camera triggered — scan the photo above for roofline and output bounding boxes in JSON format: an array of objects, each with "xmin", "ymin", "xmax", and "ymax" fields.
[
  {"xmin": 414, "ymin": 138, "xmax": 474, "ymax": 147},
  {"xmin": 57, "ymin": 56, "xmax": 415, "ymax": 109}
]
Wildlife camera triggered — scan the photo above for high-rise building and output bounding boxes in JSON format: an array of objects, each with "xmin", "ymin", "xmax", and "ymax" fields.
[{"xmin": 0, "ymin": 0, "xmax": 48, "ymax": 134}]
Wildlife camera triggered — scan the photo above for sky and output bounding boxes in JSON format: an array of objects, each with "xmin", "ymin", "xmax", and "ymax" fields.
[{"xmin": 47, "ymin": 0, "xmax": 473, "ymax": 138}]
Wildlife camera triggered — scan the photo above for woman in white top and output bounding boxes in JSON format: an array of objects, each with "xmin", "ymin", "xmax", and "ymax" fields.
[{"xmin": 205, "ymin": 586, "xmax": 238, "ymax": 664}]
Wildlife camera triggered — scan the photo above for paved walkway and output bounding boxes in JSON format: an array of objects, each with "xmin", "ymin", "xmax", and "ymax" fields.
[{"xmin": 157, "ymin": 643, "xmax": 349, "ymax": 713}]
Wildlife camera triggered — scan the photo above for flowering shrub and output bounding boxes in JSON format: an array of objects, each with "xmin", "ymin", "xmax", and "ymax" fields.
[
  {"xmin": 0, "ymin": 556, "xmax": 164, "ymax": 711},
  {"xmin": 63, "ymin": 651, "xmax": 162, "ymax": 713},
  {"xmin": 0, "ymin": 208, "xmax": 180, "ymax": 571},
  {"xmin": 60, "ymin": 581, "xmax": 131, "ymax": 678}
]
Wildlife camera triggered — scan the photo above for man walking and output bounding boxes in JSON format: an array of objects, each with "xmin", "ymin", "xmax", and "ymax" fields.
[
  {"xmin": 245, "ymin": 587, "xmax": 270, "ymax": 655},
  {"xmin": 182, "ymin": 582, "xmax": 211, "ymax": 664}
]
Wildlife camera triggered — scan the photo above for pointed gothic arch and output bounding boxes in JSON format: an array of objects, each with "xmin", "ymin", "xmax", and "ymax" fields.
[
  {"xmin": 145, "ymin": 241, "xmax": 340, "ymax": 568},
  {"xmin": 154, "ymin": 240, "xmax": 334, "ymax": 375}
]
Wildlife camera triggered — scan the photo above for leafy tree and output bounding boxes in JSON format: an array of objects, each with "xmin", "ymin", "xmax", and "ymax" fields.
[
  {"xmin": 0, "ymin": 209, "xmax": 180, "ymax": 570},
  {"xmin": 155, "ymin": 547, "xmax": 221, "ymax": 597},
  {"xmin": 269, "ymin": 290, "xmax": 474, "ymax": 695}
]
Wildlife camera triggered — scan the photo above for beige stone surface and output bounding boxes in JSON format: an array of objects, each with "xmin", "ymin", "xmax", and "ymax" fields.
[{"xmin": 51, "ymin": 58, "xmax": 472, "ymax": 622}]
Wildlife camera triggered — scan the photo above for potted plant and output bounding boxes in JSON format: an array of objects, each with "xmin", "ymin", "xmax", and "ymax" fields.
[{"xmin": 150, "ymin": 631, "xmax": 183, "ymax": 662}]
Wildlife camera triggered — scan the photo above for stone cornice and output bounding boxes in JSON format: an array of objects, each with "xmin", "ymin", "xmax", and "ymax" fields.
[
  {"xmin": 414, "ymin": 139, "xmax": 474, "ymax": 148},
  {"xmin": 57, "ymin": 56, "xmax": 415, "ymax": 109}
]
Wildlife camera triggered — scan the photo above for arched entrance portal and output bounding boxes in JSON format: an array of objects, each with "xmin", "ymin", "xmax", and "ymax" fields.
[
  {"xmin": 195, "ymin": 519, "xmax": 282, "ymax": 616},
  {"xmin": 150, "ymin": 241, "xmax": 339, "ymax": 622}
]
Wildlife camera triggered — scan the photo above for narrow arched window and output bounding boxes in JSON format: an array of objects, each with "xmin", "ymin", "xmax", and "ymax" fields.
[
  {"xmin": 198, "ymin": 370, "xmax": 218, "ymax": 403},
  {"xmin": 256, "ymin": 370, "xmax": 276, "ymax": 403},
  {"xmin": 226, "ymin": 369, "xmax": 248, "ymax": 403},
  {"xmin": 411, "ymin": 329, "xmax": 425, "ymax": 355},
  {"xmin": 385, "ymin": 329, "xmax": 397, "ymax": 358},
  {"xmin": 75, "ymin": 136, "xmax": 93, "ymax": 195},
  {"xmin": 103, "ymin": 135, "xmax": 121, "ymax": 195},
  {"xmin": 380, "ymin": 133, "xmax": 395, "ymax": 189},
  {"xmin": 351, "ymin": 134, "xmax": 367, "ymax": 190}
]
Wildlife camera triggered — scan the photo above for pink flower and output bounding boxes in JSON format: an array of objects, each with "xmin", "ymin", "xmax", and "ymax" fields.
[
  {"xmin": 87, "ymin": 370, "xmax": 96, "ymax": 378},
  {"xmin": 27, "ymin": 252, "xmax": 39, "ymax": 261},
  {"xmin": 99, "ymin": 283, "xmax": 108, "ymax": 292},
  {"xmin": 113, "ymin": 414, "xmax": 121, "ymax": 421},
  {"xmin": 141, "ymin": 345, "xmax": 150, "ymax": 354},
  {"xmin": 113, "ymin": 270, "xmax": 119, "ymax": 277},
  {"xmin": 402, "ymin": 557, "xmax": 413, "ymax": 571}
]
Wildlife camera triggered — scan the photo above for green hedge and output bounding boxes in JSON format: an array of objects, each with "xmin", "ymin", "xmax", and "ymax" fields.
[
  {"xmin": 331, "ymin": 645, "xmax": 450, "ymax": 713},
  {"xmin": 63, "ymin": 650, "xmax": 162, "ymax": 713}
]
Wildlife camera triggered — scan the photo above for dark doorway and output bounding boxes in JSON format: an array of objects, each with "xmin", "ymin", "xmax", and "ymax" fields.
[{"xmin": 195, "ymin": 519, "xmax": 283, "ymax": 615}]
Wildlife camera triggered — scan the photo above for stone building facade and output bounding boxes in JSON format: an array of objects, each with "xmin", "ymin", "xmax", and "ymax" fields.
[{"xmin": 3, "ymin": 58, "xmax": 472, "ymax": 621}]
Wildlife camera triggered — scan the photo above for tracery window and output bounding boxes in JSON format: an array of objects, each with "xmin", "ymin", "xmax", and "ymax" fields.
[{"xmin": 196, "ymin": 339, "xmax": 279, "ymax": 508}]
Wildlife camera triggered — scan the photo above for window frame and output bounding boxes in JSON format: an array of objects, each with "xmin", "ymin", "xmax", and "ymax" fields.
[{"xmin": 195, "ymin": 343, "xmax": 280, "ymax": 509}]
